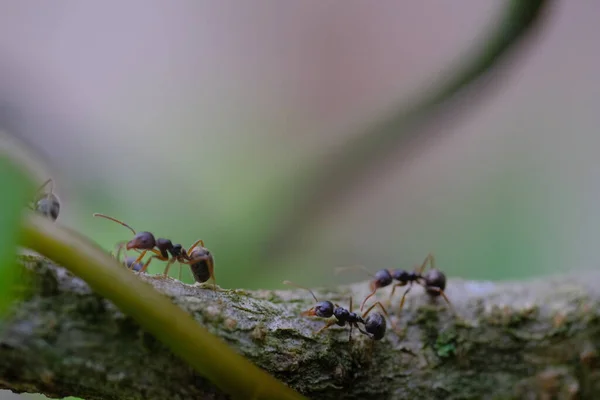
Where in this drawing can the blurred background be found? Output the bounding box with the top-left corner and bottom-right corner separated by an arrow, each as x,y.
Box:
1,1 -> 600,399
0,0 -> 598,297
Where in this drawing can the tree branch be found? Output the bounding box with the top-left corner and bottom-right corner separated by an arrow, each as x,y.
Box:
2,256 -> 599,400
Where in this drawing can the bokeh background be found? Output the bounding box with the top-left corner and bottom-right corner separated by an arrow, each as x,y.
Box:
0,0 -> 600,288
2,1 -> 600,399
1,1 -> 599,310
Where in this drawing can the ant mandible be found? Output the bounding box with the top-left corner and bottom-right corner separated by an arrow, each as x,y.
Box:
283,280 -> 396,341
337,253 -> 452,312
30,178 -> 60,221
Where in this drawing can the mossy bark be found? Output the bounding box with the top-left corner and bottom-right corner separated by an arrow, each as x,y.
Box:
1,256 -> 599,400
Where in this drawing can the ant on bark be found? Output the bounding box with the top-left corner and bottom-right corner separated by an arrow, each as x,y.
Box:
125,256 -> 143,272
93,213 -> 215,288
283,280 -> 397,341
337,253 -> 452,312
30,178 -> 60,221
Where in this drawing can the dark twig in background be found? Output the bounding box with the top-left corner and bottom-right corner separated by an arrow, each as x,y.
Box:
262,0 -> 552,264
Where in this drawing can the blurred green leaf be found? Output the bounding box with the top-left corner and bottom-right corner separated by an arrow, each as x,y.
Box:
0,156 -> 34,315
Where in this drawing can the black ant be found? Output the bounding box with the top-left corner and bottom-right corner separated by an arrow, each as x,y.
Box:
93,213 -> 215,287
30,178 -> 60,221
337,253 -> 452,312
125,256 -> 143,272
283,280 -> 396,341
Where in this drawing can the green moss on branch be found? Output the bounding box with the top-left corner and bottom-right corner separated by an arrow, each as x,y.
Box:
1,256 -> 599,399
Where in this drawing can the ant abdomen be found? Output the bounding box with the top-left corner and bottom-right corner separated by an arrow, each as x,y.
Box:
364,312 -> 386,340
35,194 -> 60,221
32,179 -> 60,221
423,269 -> 447,296
189,246 -> 215,285
190,260 -> 211,283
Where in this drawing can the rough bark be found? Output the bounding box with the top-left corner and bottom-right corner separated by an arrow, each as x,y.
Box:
1,256 -> 599,400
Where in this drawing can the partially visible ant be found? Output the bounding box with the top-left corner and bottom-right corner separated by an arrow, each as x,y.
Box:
337,253 -> 452,312
125,256 -> 143,272
93,213 -> 215,287
283,280 -> 397,341
30,178 -> 60,221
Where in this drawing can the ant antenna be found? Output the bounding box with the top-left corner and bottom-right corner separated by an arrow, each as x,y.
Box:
283,280 -> 319,302
93,213 -> 136,235
36,178 -> 53,194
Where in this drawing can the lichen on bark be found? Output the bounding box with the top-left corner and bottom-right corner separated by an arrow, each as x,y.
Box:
1,256 -> 599,399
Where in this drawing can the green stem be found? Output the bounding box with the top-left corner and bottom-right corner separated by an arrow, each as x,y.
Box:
261,0 -> 551,263
20,213 -> 306,400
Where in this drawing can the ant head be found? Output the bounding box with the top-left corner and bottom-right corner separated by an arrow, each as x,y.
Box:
302,301 -> 334,318
126,232 -> 156,250
423,269 -> 446,294
370,269 -> 393,291
364,312 -> 386,340
392,269 -> 410,281
35,193 -> 60,221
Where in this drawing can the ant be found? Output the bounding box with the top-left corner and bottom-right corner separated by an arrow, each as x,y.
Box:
125,256 -> 143,272
93,213 -> 215,287
337,253 -> 452,312
283,280 -> 397,341
30,178 -> 60,221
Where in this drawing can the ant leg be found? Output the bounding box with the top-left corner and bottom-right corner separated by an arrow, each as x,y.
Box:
130,248 -> 162,268
356,324 -> 373,339
388,281 -> 408,303
186,239 -> 205,254
140,253 -> 168,273
130,250 -> 148,266
115,242 -> 127,263
398,283 -> 414,312
35,179 -> 53,195
363,301 -> 400,334
208,259 -> 216,290
359,287 -> 379,312
315,320 -> 337,335
424,286 -> 454,312
178,262 -> 183,281
162,258 -> 176,277
416,253 -> 435,275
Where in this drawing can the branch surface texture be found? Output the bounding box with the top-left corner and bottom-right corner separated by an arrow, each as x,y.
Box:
2,256 -> 599,400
